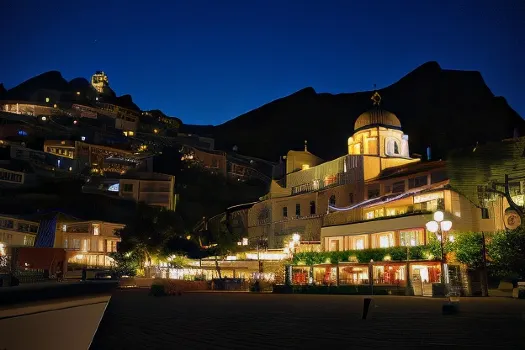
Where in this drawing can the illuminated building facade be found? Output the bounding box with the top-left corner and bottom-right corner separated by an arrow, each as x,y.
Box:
83,172 -> 176,210
245,92 -> 419,250
0,215 -> 38,255
59,220 -> 123,267
43,140 -> 153,175
91,71 -> 110,94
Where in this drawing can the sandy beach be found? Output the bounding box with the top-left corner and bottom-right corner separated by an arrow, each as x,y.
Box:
90,289 -> 525,349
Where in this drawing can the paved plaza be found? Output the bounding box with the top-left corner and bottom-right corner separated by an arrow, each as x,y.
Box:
90,290 -> 525,349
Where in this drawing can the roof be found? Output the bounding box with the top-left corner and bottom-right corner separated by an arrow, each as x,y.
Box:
354,107 -> 401,132
369,160 -> 446,182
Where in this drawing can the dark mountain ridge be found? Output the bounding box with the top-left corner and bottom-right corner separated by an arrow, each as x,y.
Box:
182,61 -> 524,161
1,71 -> 140,111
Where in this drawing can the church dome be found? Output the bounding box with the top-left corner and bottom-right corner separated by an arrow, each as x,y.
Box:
354,92 -> 401,131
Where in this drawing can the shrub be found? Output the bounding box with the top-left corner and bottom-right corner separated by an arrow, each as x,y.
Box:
149,284 -> 166,297
150,278 -> 209,295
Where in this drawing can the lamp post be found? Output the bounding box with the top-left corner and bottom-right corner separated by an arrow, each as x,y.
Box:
425,211 -> 453,284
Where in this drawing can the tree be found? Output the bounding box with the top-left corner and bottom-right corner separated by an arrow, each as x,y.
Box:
453,232 -> 485,269
488,227 -> 525,280
116,202 -> 185,276
205,214 -> 242,279
109,251 -> 140,277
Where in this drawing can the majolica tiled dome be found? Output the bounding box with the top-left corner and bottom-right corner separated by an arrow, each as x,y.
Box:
354,92 -> 401,131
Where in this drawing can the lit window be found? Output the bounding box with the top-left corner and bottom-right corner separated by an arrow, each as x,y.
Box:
62,224 -> 67,232
93,225 -> 100,236
355,238 -> 364,250
400,229 -> 422,246
366,211 -> 374,219
302,164 -> 310,170
379,236 -> 390,248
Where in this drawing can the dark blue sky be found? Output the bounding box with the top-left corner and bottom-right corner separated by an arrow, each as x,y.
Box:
1,0 -> 523,125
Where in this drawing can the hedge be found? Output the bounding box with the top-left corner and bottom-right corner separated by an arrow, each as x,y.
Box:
292,245 -> 434,265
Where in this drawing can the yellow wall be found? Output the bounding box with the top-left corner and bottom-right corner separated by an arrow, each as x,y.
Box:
286,150 -> 323,174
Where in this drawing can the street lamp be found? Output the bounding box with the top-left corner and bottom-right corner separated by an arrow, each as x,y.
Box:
425,210 -> 453,284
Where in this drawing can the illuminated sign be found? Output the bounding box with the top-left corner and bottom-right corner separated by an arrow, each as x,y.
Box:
108,183 -> 120,192
414,191 -> 444,204
18,130 -> 28,136
505,210 -> 522,230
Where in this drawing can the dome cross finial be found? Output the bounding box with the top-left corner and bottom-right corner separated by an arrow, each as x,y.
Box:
371,91 -> 382,106
304,140 -> 308,152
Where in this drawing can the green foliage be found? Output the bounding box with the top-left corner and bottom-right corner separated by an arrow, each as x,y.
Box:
109,252 -> 139,277
488,227 -> 525,279
292,246 -> 432,265
426,234 -> 455,261
117,202 -> 186,267
453,232 -> 486,269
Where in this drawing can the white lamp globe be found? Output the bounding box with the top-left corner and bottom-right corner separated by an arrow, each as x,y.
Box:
426,220 -> 439,233
440,220 -> 452,232
292,233 -> 301,243
434,211 -> 444,222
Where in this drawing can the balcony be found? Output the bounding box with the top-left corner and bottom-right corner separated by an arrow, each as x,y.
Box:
324,207 -> 433,227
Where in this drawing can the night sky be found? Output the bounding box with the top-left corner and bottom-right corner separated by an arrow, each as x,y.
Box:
1,0 -> 523,125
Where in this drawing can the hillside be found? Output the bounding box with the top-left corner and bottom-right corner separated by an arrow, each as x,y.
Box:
182,62 -> 525,161
1,71 -> 140,111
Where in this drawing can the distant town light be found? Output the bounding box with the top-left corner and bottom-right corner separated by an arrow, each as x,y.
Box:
41,116 -> 47,121
73,120 -> 78,125
53,104 -> 57,108
95,97 -> 99,101
45,97 -> 50,103
68,167 -> 73,171
76,91 -> 81,95
81,136 -> 86,141
153,129 -> 159,134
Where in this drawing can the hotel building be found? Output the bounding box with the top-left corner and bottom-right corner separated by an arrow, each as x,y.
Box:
225,92 -> 517,294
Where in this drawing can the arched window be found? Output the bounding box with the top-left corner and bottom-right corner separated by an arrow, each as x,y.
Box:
329,195 -> 336,206
310,201 -> 316,215
385,138 -> 400,156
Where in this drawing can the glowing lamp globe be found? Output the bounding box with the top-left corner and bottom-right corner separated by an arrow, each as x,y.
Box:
433,211 -> 444,222
292,233 -> 301,243
426,220 -> 439,233
440,220 -> 453,231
